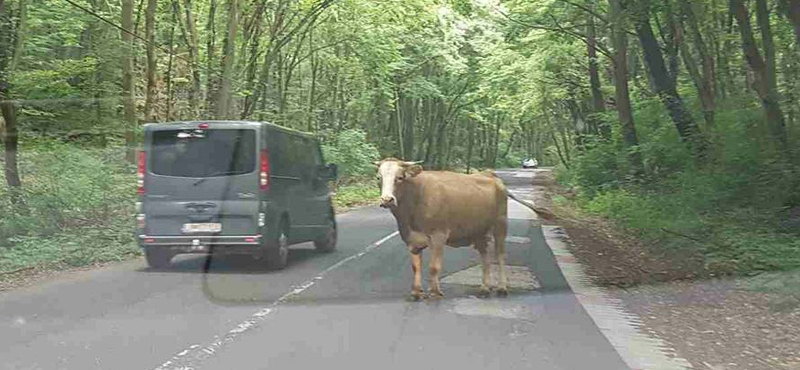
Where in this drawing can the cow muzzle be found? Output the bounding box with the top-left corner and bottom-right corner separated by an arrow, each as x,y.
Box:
380,195 -> 397,208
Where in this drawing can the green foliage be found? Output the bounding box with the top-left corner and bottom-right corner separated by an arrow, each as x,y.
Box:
582,185 -> 800,274
0,219 -> 138,273
565,98 -> 800,275
321,129 -> 380,181
0,141 -> 137,273
331,181 -> 380,210
0,142 -> 134,244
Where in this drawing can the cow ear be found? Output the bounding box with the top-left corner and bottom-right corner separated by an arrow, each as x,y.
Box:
373,161 -> 382,166
405,164 -> 423,178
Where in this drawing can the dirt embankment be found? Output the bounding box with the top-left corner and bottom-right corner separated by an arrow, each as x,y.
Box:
537,169 -> 800,370
532,170 -> 705,287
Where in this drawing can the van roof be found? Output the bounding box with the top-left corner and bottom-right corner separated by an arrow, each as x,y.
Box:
143,120 -> 316,140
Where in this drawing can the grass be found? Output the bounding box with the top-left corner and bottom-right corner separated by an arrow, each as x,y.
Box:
0,219 -> 139,274
332,180 -> 380,211
0,143 -> 138,276
565,184 -> 800,276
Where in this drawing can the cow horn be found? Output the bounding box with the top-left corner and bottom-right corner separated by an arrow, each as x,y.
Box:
404,161 -> 423,166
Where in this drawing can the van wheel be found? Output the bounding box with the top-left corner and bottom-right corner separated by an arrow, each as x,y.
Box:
266,223 -> 290,270
314,218 -> 337,253
145,248 -> 173,269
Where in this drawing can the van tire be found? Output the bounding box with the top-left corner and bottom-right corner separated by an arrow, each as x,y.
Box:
266,221 -> 290,270
144,248 -> 173,269
314,218 -> 337,253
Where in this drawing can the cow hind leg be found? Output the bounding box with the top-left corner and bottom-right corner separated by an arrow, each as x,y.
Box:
494,221 -> 509,296
474,236 -> 491,298
427,233 -> 447,298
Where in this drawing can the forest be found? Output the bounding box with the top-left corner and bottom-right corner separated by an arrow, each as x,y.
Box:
0,0 -> 798,274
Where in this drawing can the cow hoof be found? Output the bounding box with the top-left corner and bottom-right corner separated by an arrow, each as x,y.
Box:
408,291 -> 425,301
477,287 -> 491,298
429,290 -> 444,299
496,287 -> 509,297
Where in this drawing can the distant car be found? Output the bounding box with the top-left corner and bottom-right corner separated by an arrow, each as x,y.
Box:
136,121 -> 339,270
522,158 -> 538,168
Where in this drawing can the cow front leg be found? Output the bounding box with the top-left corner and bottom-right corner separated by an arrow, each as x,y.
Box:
474,237 -> 491,297
428,233 -> 447,298
409,247 -> 425,301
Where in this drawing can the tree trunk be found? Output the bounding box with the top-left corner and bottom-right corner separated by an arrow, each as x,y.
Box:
466,120 -> 474,174
0,99 -> 21,188
782,0 -> 800,47
401,95 -> 415,160
181,0 -> 201,116
500,128 -> 516,159
306,31 -> 319,131
586,2 -> 608,139
143,0 -> 157,122
491,118 -> 501,168
0,100 -> 24,206
478,124 -> 485,161
731,0 -> 788,149
165,13 -> 176,121
679,0 -> 716,128
394,90 -> 405,159
635,0 -> 705,157
0,0 -> 25,204
663,2 -> 681,86
205,0 -> 217,112
122,0 -> 136,161
608,0 -> 643,173
551,131 -> 569,169
213,0 -> 239,119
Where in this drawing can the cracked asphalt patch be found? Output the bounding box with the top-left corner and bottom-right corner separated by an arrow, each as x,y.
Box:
441,264 -> 540,291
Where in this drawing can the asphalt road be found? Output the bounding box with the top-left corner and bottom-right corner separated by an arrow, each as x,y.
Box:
0,169 -> 630,370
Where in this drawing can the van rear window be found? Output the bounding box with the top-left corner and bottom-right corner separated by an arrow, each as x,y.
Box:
150,129 -> 256,177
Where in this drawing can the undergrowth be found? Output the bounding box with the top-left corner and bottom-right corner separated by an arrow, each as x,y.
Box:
557,97 -> 800,275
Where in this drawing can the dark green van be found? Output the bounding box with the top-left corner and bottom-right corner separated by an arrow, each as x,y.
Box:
136,121 -> 338,270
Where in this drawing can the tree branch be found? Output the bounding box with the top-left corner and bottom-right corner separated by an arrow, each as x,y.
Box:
492,6 -> 614,60
557,0 -> 609,24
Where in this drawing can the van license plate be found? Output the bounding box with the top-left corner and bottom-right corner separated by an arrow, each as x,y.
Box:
182,223 -> 221,233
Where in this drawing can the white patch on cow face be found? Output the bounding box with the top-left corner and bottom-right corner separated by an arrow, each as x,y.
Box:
377,161 -> 405,208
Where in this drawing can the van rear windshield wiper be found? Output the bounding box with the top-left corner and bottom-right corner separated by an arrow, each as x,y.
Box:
192,171 -> 242,186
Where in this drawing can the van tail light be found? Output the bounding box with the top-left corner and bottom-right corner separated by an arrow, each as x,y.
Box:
137,150 -> 146,195
260,149 -> 270,191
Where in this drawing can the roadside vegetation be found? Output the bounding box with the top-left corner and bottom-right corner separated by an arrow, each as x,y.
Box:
553,71 -> 800,276
2,0 -> 799,279
0,132 -> 381,274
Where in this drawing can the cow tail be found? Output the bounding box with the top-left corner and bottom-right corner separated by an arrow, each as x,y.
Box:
506,191 -> 556,220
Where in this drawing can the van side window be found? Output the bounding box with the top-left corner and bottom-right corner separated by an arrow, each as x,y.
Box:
285,136 -> 303,178
267,131 -> 286,176
311,141 -> 323,167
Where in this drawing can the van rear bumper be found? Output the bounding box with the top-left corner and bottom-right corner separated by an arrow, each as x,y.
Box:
138,234 -> 262,248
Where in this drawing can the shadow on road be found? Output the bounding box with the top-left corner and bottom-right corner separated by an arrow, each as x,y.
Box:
137,246 -> 323,275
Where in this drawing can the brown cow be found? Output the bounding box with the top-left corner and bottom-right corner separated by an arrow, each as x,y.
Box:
375,158 -> 509,300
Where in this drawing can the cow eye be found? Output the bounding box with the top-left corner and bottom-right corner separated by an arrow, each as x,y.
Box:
396,175 -> 405,182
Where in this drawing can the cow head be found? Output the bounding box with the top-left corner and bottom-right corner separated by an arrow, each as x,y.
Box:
374,158 -> 423,208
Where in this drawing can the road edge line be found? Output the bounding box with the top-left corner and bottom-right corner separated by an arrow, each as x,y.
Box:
153,230 -> 400,370
542,225 -> 694,370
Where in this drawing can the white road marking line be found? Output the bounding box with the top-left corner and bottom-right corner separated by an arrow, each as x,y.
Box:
542,226 -> 693,370
153,230 -> 400,370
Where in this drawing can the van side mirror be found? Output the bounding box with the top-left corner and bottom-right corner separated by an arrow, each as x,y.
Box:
321,163 -> 338,181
